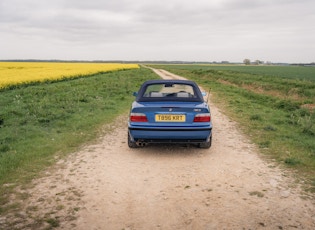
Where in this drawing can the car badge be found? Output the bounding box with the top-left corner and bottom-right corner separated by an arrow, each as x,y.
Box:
169,108 -> 172,112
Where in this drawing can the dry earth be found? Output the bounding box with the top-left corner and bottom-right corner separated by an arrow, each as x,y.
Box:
2,69 -> 315,230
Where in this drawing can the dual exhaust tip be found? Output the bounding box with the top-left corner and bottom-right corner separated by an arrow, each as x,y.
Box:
136,140 -> 147,147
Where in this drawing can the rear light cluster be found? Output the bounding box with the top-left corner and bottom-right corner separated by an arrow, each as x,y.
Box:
130,113 -> 148,122
130,113 -> 211,122
193,113 -> 211,122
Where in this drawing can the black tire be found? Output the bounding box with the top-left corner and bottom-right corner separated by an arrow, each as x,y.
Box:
128,132 -> 138,148
199,136 -> 212,149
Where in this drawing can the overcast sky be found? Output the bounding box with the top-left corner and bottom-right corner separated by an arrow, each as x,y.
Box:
0,0 -> 314,63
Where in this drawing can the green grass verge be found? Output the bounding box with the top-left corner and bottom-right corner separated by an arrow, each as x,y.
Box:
149,64 -> 315,193
0,67 -> 158,213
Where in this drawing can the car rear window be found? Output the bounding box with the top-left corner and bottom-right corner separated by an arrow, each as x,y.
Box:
138,83 -> 203,102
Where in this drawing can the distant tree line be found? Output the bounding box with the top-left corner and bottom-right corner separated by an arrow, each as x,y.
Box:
243,59 -> 267,65
243,59 -> 315,66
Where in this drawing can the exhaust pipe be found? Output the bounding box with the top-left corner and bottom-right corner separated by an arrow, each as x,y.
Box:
136,140 -> 147,147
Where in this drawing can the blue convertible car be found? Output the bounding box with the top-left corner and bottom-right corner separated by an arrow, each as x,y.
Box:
128,79 -> 212,148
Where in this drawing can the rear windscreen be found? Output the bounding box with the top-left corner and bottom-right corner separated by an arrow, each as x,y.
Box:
138,83 -> 203,102
142,83 -> 197,99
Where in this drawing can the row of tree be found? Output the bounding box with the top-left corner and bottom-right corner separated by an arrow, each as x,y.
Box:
243,59 -> 269,65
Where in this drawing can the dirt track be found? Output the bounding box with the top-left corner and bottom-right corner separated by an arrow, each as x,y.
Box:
3,68 -> 315,229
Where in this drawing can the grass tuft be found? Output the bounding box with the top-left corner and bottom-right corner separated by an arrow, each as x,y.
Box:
250,114 -> 262,121
284,158 -> 302,166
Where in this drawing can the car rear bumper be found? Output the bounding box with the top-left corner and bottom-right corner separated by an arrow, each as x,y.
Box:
128,127 -> 212,144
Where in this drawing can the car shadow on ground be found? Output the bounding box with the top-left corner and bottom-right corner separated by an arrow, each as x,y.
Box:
129,143 -> 212,158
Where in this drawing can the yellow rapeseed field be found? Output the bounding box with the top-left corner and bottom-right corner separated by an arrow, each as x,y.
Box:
0,62 -> 139,89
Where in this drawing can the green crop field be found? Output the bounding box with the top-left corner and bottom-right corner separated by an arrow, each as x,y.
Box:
159,64 -> 315,81
149,64 -> 315,192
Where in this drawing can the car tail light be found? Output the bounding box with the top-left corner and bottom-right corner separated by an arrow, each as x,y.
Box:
130,113 -> 148,122
193,113 -> 211,122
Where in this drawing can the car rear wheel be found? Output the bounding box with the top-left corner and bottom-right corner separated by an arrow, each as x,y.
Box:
128,132 -> 138,148
199,136 -> 212,149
